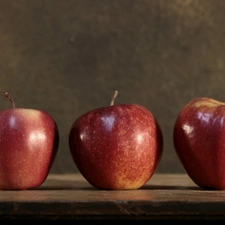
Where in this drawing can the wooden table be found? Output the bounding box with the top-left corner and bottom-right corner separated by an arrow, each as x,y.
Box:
1,173 -> 225,222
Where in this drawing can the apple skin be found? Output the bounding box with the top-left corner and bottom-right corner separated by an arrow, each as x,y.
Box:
173,97 -> 225,190
0,108 -> 59,190
69,104 -> 163,190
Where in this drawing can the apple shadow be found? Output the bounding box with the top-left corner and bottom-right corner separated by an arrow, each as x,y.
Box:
36,186 -> 95,190
32,176 -> 204,191
140,184 -> 201,190
35,179 -> 96,191
35,182 -> 202,191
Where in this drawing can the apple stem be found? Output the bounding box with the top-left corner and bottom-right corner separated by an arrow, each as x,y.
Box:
110,90 -> 119,106
4,92 -> 16,108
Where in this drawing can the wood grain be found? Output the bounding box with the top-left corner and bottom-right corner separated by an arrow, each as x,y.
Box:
1,173 -> 225,221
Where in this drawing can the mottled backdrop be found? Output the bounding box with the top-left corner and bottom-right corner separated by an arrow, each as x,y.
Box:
0,0 -> 225,174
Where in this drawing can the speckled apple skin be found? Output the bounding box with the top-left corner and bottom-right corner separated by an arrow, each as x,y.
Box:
69,104 -> 163,190
173,97 -> 225,190
0,108 -> 59,190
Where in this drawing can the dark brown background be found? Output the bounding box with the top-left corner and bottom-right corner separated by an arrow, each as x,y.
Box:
0,0 -> 224,174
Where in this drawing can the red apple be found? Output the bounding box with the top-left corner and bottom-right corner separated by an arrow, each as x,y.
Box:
173,97 -> 225,190
69,90 -> 163,190
0,92 -> 59,190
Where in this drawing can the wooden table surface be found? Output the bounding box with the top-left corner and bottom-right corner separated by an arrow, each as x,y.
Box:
1,173 -> 225,222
